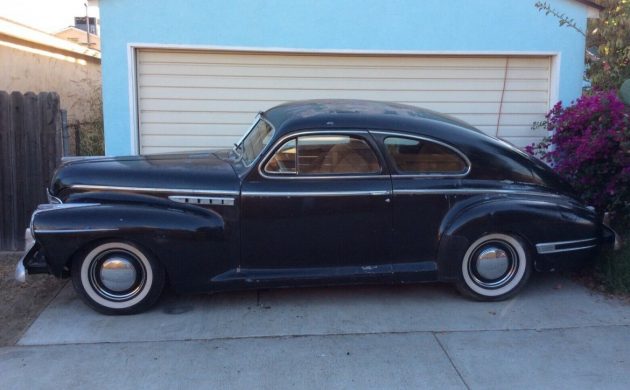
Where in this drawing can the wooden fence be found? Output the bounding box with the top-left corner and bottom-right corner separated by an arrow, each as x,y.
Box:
0,91 -> 62,251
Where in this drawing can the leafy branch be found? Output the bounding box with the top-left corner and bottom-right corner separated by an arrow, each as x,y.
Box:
535,1 -> 586,36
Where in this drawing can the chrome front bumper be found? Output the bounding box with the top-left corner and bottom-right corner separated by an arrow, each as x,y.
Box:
15,228 -> 36,283
15,258 -> 26,283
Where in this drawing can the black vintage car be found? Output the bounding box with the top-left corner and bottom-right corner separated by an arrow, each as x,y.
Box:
16,100 -> 617,314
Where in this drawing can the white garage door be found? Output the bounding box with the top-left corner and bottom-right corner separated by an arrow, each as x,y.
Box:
136,50 -> 552,154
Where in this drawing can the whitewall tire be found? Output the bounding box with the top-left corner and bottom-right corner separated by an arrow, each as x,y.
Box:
457,233 -> 531,301
71,241 -> 165,315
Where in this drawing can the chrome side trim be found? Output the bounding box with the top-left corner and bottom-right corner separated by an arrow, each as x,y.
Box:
394,189 -> 564,197
536,238 -> 598,254
370,130 -> 472,177
70,184 -> 239,196
258,129 -> 388,180
169,195 -> 235,206
242,190 -> 391,197
34,228 -> 120,234
35,203 -> 100,211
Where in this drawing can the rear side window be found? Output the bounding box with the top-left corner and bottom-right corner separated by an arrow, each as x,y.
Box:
384,137 -> 467,175
265,135 -> 381,175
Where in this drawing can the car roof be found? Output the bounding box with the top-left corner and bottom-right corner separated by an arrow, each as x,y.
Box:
262,99 -> 484,138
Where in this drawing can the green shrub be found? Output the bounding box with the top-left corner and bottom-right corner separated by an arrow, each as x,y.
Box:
597,233 -> 630,294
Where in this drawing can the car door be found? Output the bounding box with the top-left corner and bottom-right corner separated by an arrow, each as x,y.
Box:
372,132 -> 470,275
240,130 -> 392,273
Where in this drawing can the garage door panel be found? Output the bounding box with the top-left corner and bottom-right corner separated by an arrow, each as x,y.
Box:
141,123 -> 249,136
137,50 -> 552,154
142,146 -> 217,154
501,136 -> 544,148
140,51 -> 523,68
139,86 -> 548,102
140,99 -> 287,112
140,99 -> 547,116
139,74 -> 549,92
140,63 -> 528,80
454,113 -> 547,127
142,134 -> 242,147
140,111 -> 254,125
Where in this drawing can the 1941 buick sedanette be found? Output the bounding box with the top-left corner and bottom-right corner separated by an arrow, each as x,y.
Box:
16,99 -> 618,314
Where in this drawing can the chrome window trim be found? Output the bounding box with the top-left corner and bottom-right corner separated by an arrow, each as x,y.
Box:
169,195 -> 235,206
536,238 -> 598,254
69,184 -> 239,196
370,130 -> 471,178
234,113 -> 261,151
259,130 -> 387,180
240,115 -> 277,168
393,189 -> 564,198
242,190 -> 391,197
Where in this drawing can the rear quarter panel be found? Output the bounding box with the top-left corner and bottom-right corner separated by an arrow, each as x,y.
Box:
436,193 -> 601,279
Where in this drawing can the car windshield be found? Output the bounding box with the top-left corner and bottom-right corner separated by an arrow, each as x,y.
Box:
233,117 -> 274,166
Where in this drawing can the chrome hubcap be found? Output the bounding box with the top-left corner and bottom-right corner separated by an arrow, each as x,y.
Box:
469,241 -> 518,289
100,258 -> 137,292
476,247 -> 509,280
88,249 -> 146,301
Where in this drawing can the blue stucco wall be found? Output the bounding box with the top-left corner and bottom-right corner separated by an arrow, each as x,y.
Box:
100,0 -> 589,155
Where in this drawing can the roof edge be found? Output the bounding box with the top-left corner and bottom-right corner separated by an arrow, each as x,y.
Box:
572,0 -> 604,11
0,16 -> 100,59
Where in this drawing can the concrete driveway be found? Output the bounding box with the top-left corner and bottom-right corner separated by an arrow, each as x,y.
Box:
1,273 -> 629,389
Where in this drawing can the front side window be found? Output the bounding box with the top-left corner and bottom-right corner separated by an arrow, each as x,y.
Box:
384,137 -> 467,175
265,134 -> 381,175
236,118 -> 274,166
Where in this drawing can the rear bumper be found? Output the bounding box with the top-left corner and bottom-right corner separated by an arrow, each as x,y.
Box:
602,224 -> 621,251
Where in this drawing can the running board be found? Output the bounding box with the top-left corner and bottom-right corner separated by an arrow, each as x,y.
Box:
211,262 -> 437,285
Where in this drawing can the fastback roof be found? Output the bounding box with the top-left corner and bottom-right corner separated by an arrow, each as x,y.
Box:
263,99 -> 481,136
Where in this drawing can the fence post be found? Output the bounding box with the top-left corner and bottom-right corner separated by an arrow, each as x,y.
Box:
11,91 -> 28,251
74,123 -> 81,156
0,91 -> 62,250
0,91 -> 18,250
61,109 -> 70,157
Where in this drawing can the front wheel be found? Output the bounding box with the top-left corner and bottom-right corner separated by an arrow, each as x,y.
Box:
71,241 -> 165,315
456,233 -> 531,301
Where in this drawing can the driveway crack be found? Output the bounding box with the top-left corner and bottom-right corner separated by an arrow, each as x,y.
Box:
433,332 -> 470,390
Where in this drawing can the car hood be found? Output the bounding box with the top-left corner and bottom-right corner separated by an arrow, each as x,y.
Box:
51,151 -> 239,197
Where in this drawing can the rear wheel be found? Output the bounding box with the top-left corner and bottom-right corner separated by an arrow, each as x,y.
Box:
71,241 -> 165,315
456,233 -> 531,301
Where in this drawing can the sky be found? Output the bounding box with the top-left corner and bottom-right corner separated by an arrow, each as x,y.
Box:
0,0 -> 99,33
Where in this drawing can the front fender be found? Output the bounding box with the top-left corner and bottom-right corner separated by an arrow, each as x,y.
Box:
31,200 -> 229,288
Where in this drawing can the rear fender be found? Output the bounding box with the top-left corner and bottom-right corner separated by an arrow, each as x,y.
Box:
435,194 -> 590,279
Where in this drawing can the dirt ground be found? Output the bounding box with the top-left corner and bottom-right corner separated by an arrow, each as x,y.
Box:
0,252 -> 66,346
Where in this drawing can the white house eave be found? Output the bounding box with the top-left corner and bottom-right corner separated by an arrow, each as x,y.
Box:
127,42 -> 559,57
0,16 -> 101,59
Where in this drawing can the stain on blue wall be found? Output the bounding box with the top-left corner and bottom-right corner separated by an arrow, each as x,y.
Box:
100,0 -> 589,155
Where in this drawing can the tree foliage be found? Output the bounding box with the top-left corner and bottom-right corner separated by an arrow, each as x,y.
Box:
587,0 -> 630,90
535,0 -> 630,90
